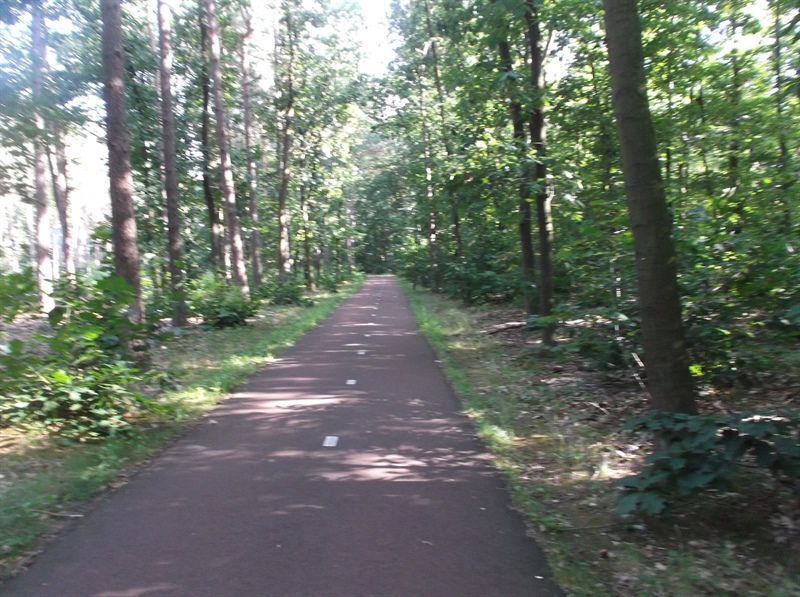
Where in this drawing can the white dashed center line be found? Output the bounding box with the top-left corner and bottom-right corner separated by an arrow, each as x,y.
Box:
323,436 -> 339,447
346,379 -> 357,385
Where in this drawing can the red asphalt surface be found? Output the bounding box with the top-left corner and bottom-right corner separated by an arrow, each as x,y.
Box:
1,276 -> 563,597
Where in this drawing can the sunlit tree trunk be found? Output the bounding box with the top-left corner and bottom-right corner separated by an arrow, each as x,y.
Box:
205,0 -> 249,296
416,65 -> 438,291
158,0 -> 187,326
603,0 -> 696,414
46,123 -> 75,283
31,0 -> 54,313
276,5 -> 296,280
198,0 -> 223,269
241,7 -> 263,288
101,0 -> 143,321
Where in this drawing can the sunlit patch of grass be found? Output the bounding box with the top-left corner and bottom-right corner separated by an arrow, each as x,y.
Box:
0,278 -> 364,578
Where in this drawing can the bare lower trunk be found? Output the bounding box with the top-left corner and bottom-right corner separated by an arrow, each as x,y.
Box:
276,6 -> 296,280
198,0 -> 223,269
32,0 -> 54,312
158,0 -> 187,326
241,9 -> 263,288
497,37 -> 535,316
205,0 -> 249,296
101,0 -> 143,322
524,1 -> 555,345
603,0 -> 696,414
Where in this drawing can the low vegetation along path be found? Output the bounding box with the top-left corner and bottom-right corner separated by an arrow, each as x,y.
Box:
2,276 -> 562,597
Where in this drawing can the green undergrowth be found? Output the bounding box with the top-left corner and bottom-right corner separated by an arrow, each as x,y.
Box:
0,278 -> 363,578
399,280 -> 800,597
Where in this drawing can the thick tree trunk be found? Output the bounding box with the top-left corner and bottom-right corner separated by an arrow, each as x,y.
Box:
241,9 -> 263,288
603,0 -> 696,414
158,0 -> 187,326
101,0 -> 143,322
205,0 -> 249,296
31,0 -> 54,313
497,37 -> 536,316
524,1 -> 555,345
198,0 -> 223,269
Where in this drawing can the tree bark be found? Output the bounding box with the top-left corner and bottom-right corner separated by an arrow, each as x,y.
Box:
276,5 -> 296,280
421,0 -> 462,260
46,123 -> 75,283
31,0 -> 54,313
205,0 -> 249,296
603,0 -> 696,414
497,36 -> 536,316
101,0 -> 143,322
198,0 -> 223,269
158,0 -> 187,326
416,65 -> 438,291
524,0 -> 555,345
241,8 -> 263,288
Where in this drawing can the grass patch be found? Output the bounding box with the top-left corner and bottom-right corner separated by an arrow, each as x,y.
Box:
0,278 -> 363,577
399,280 -> 800,596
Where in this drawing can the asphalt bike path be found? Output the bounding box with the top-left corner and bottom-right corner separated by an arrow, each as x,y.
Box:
2,276 -> 563,596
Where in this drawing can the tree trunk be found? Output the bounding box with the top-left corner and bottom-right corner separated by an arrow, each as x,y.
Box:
421,0 -> 462,261
101,0 -> 143,322
497,36 -> 536,316
300,182 -> 314,290
417,65 -> 438,291
276,6 -> 296,280
524,0 -> 555,345
158,0 -> 187,326
198,0 -> 223,269
241,8 -> 263,288
46,123 -> 75,283
603,0 -> 696,414
205,0 -> 249,296
31,0 -> 54,313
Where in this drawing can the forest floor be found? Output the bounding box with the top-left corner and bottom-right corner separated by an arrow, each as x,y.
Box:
401,283 -> 800,596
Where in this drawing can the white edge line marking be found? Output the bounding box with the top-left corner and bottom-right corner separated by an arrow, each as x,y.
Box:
323,436 -> 339,447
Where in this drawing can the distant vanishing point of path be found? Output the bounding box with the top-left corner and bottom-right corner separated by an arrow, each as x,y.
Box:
1,276 -> 563,597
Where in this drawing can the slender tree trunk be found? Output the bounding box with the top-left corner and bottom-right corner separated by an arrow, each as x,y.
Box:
497,37 -> 536,316
417,65 -> 438,291
603,0 -> 696,414
46,124 -> 75,282
276,7 -> 296,280
773,1 -> 791,231
101,0 -> 143,322
300,181 -> 314,290
524,0 -> 555,345
31,0 -> 54,313
198,0 -> 223,269
421,0 -> 462,260
205,0 -> 249,296
241,9 -> 263,288
158,0 -> 187,326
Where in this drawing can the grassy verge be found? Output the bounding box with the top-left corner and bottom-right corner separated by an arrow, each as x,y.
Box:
399,280 -> 800,596
0,278 -> 363,577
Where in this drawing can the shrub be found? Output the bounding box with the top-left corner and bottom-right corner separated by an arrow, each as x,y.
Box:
188,273 -> 259,328
0,267 -> 38,322
259,278 -> 314,307
0,273 -> 158,439
617,410 -> 800,515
